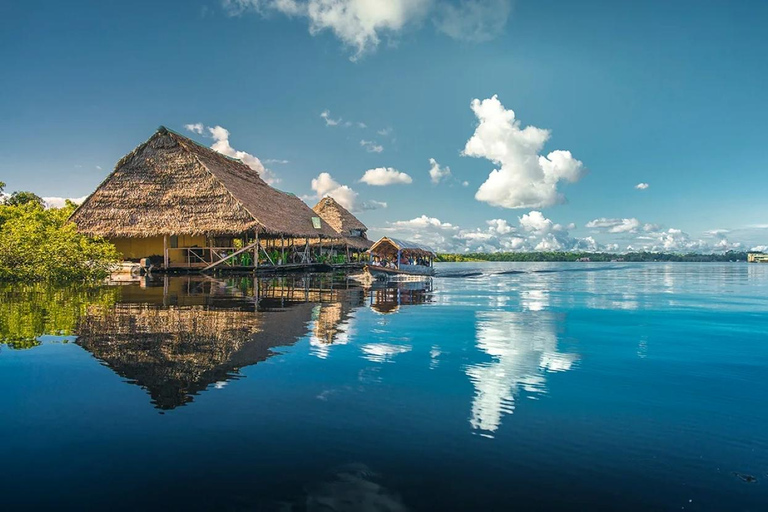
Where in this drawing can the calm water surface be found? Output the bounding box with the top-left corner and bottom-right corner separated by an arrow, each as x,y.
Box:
1,263 -> 767,511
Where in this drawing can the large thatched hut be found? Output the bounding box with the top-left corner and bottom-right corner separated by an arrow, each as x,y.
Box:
69,127 -> 339,269
312,196 -> 373,258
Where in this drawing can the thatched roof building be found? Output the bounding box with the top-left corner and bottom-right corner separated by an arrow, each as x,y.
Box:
312,196 -> 373,250
70,127 -> 338,239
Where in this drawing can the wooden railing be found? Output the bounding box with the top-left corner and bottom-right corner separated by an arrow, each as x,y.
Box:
167,247 -> 259,268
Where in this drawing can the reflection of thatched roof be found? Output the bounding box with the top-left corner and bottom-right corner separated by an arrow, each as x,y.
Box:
313,197 -> 373,250
368,281 -> 433,314
76,302 -> 315,409
70,127 -> 338,238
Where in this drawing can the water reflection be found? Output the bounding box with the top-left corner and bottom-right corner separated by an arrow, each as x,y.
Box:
367,280 -> 433,314
0,276 -> 433,410
466,311 -> 578,437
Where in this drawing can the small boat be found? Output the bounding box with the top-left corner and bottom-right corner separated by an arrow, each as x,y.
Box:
364,237 -> 436,281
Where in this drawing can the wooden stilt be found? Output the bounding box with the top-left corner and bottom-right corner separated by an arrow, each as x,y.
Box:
163,235 -> 169,270
254,231 -> 259,270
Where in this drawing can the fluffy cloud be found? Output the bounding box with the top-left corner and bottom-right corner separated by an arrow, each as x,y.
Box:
184,123 -> 204,134
360,167 -> 412,186
184,123 -> 279,185
320,109 -> 341,126
225,0 -> 510,59
225,0 -> 432,60
360,139 -> 384,153
207,125 -> 279,185
381,210 -> 595,253
42,196 -> 88,209
311,172 -> 359,211
463,95 -> 585,209
635,182 -> 649,190
428,158 -> 452,184
381,210 -> 752,254
586,217 -> 642,234
434,0 -> 512,42
310,171 -> 386,212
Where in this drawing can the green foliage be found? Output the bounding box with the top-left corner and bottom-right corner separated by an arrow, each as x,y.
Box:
5,190 -> 44,207
0,284 -> 120,349
436,251 -> 749,263
0,200 -> 120,282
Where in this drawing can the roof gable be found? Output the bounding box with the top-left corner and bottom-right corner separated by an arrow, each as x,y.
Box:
71,128 -> 338,238
312,196 -> 367,234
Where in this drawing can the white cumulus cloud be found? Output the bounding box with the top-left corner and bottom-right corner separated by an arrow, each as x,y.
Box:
381,210 -> 597,253
207,125 -> 279,185
42,196 -> 88,209
586,217 -> 642,234
225,0 -> 432,60
463,95 -> 585,209
360,167 -> 412,186
184,123 -> 279,185
428,158 -> 452,184
635,182 -> 649,190
224,0 -> 509,60
310,171 -> 386,212
184,123 -> 204,134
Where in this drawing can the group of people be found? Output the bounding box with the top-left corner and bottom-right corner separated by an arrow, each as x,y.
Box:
373,254 -> 432,268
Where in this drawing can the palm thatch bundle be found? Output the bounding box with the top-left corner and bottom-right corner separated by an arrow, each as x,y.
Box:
312,196 -> 373,250
69,127 -> 338,239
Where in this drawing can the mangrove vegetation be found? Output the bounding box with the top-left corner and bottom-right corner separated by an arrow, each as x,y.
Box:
0,181 -> 119,282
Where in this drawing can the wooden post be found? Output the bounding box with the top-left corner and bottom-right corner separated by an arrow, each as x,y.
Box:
254,231 -> 259,270
281,235 -> 285,266
163,235 -> 169,270
346,244 -> 349,263
396,249 -> 401,270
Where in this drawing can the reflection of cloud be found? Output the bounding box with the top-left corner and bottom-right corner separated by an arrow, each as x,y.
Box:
429,345 -> 441,369
466,311 -> 578,436
360,343 -> 411,363
309,304 -> 357,359
305,464 -> 409,512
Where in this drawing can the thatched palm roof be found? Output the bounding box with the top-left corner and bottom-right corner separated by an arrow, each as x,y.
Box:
70,127 -> 338,238
312,196 -> 372,250
313,196 -> 367,233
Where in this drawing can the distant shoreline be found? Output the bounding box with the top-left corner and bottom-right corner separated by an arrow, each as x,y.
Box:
436,251 -> 748,263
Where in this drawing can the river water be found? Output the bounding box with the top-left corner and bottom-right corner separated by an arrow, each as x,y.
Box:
1,262 -> 767,511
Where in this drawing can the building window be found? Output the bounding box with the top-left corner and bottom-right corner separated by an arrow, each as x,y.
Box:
170,235 -> 179,248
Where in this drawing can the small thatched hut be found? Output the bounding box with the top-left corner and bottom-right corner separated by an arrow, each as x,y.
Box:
312,196 -> 373,256
69,127 -> 339,269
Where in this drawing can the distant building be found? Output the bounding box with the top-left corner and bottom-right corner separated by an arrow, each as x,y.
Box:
312,196 -> 373,254
748,252 -> 768,263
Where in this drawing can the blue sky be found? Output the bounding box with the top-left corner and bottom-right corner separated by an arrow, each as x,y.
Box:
1,0 -> 767,252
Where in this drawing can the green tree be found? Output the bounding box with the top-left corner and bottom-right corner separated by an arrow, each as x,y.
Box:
0,201 -> 120,282
5,190 -> 44,207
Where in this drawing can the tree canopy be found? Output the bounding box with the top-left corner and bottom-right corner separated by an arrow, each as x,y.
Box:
0,197 -> 119,282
